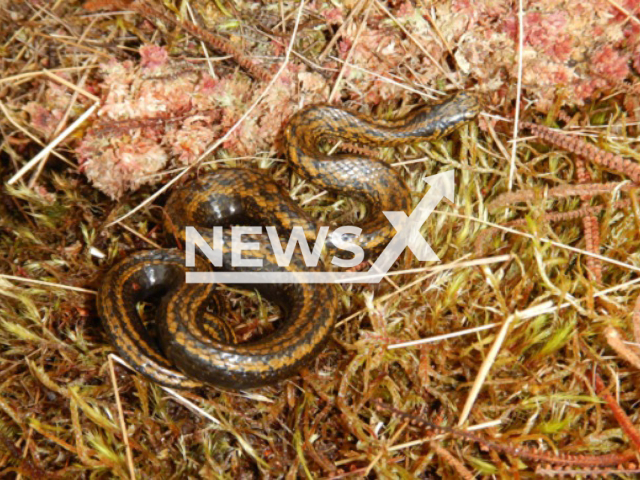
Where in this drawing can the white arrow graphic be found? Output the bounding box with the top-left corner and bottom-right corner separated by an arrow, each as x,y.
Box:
341,169 -> 454,283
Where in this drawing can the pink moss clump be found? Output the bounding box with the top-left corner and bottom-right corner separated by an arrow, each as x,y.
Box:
139,44 -> 169,69
76,50 -> 223,199
77,137 -> 168,199
74,45 -> 328,199
26,1 -> 640,200
590,45 -> 630,81
313,0 -> 637,114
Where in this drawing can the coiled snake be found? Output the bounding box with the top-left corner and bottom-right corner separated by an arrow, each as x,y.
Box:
97,92 -> 480,389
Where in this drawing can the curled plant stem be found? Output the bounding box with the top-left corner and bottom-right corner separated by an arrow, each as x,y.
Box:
374,399 -> 638,467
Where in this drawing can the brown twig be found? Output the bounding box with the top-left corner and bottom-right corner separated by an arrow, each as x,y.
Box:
575,158 -> 603,283
634,294 -> 640,344
83,0 -> 271,81
89,109 -> 221,136
536,465 -> 640,477
488,182 -> 633,211
475,200 -> 633,255
0,431 -> 52,479
521,122 -> 640,184
430,442 -> 475,479
593,372 -> 640,452
374,399 -> 638,467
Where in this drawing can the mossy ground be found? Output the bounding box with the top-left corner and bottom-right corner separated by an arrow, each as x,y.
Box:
1,1 -> 639,478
